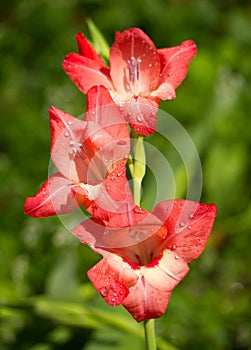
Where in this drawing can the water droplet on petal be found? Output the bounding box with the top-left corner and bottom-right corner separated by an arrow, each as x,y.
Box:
172,244 -> 177,250
136,113 -> 144,122
64,130 -> 70,137
189,213 -> 194,219
67,120 -> 72,125
70,147 -> 77,154
179,221 -> 186,228
175,255 -> 179,259
118,101 -> 125,108
116,140 -> 127,146
100,288 -> 108,297
133,206 -> 144,213
149,63 -> 153,68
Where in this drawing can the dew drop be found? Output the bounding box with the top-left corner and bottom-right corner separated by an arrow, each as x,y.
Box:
189,213 -> 194,219
91,110 -> 96,116
67,120 -> 72,125
136,113 -> 144,122
175,255 -> 179,260
70,147 -> 77,154
117,140 -> 127,146
64,130 -> 70,137
100,288 -> 108,297
118,101 -> 125,108
172,244 -> 177,250
117,171 -> 123,177
179,221 -> 186,228
133,206 -> 144,213
149,63 -> 153,68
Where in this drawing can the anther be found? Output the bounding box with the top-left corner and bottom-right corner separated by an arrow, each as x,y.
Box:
136,58 -> 141,80
128,57 -> 141,82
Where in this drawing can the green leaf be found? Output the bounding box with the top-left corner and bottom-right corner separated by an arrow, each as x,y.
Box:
86,19 -> 110,61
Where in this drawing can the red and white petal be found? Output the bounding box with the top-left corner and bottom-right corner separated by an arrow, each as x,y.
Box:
143,250 -> 189,291
114,96 -> 159,136
24,173 -> 83,218
76,32 -> 106,66
152,200 -> 217,263
49,106 -> 90,183
85,86 -> 129,139
158,40 -> 197,89
110,28 -> 161,96
62,53 -> 113,94
151,81 -> 176,100
73,162 -> 135,224
122,275 -> 172,322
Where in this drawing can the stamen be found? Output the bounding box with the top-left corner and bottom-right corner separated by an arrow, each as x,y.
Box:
128,57 -> 141,83
136,58 -> 141,81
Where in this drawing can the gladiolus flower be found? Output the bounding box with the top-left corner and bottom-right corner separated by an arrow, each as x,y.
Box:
73,199 -> 217,322
24,87 -> 132,219
63,28 -> 197,135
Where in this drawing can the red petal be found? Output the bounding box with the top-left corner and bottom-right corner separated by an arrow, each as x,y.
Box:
151,81 -> 176,100
120,96 -> 159,135
152,199 -> 217,263
49,106 -> 90,183
110,28 -> 161,95
24,173 -> 83,218
76,32 -> 105,66
87,257 -> 138,306
73,207 -> 163,250
73,162 -> 136,224
50,106 -> 126,184
62,53 -> 113,94
85,86 -> 130,143
122,251 -> 188,322
122,275 -> 171,322
158,40 -> 197,89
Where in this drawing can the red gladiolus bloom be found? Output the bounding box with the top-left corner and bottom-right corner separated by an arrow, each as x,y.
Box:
73,199 -> 217,322
63,28 -> 197,135
24,88 -> 132,219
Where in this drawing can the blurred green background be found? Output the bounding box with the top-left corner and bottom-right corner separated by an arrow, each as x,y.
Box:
1,0 -> 251,349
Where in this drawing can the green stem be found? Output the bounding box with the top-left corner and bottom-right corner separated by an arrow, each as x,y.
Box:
144,319 -> 157,350
129,132 -> 157,349
130,133 -> 146,206
133,178 -> 142,207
